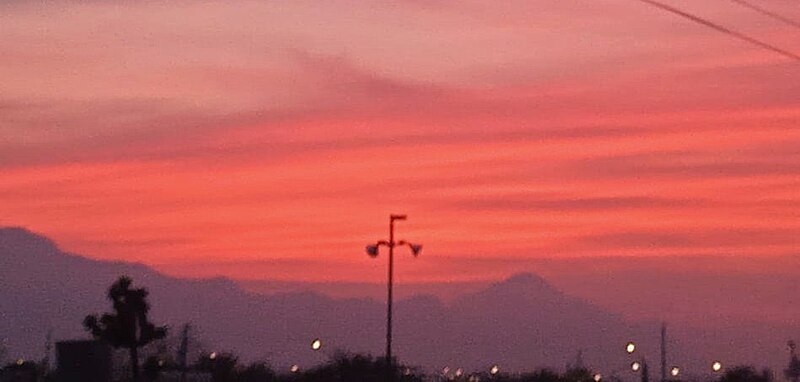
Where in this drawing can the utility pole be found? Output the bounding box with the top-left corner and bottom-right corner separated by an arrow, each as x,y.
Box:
179,324 -> 191,382
786,341 -> 800,382
42,330 -> 52,376
574,349 -> 585,370
366,214 -> 422,380
661,323 -> 667,382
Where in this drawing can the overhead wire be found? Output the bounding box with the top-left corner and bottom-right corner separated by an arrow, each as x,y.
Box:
728,0 -> 800,30
635,0 -> 800,62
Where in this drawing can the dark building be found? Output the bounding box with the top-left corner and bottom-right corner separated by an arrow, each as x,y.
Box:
56,340 -> 112,382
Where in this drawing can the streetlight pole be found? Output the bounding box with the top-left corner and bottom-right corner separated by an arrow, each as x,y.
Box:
626,323 -> 669,382
661,323 -> 667,382
387,215 -> 396,366
366,214 -> 422,376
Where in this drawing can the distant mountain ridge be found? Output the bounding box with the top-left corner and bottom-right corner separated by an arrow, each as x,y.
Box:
0,227 -> 795,375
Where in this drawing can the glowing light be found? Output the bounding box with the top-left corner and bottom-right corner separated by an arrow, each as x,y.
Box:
16,359 -> 24,366
626,342 -> 636,354
311,338 -> 322,351
456,368 -> 464,377
490,365 -> 500,375
671,367 -> 680,377
594,373 -> 603,382
290,365 -> 300,373
443,367 -> 451,375
209,352 -> 217,360
712,361 -> 723,372
632,362 -> 642,372
158,360 -> 165,367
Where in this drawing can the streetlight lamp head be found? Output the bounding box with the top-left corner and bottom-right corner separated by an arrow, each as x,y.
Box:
626,342 -> 636,354
290,365 -> 300,373
490,365 -> 500,375
366,245 -> 379,257
311,338 -> 322,351
712,361 -> 723,372
671,367 -> 680,377
391,214 -> 407,221
631,362 -> 642,372
410,244 -> 422,256
594,374 -> 603,382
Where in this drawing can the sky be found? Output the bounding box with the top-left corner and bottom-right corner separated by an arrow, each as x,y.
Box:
1,0 -> 799,285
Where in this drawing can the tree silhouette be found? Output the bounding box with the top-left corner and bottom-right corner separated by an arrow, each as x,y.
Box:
143,354 -> 174,382
297,353 -> 422,382
0,340 -> 6,366
516,369 -> 563,382
719,366 -> 774,382
563,367 -> 596,382
238,362 -> 278,382
83,276 -> 167,381
196,352 -> 239,382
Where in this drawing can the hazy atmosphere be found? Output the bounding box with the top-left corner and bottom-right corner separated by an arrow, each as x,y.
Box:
1,1 -> 799,382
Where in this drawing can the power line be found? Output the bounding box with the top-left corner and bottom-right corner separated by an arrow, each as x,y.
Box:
635,0 -> 800,62
729,0 -> 800,30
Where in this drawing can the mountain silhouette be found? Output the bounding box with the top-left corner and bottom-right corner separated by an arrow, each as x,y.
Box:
0,227 -> 794,375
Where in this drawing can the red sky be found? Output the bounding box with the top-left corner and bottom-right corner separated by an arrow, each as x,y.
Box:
1,1 -> 798,284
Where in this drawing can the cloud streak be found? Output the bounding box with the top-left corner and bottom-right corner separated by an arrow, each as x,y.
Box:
1,1 -> 799,282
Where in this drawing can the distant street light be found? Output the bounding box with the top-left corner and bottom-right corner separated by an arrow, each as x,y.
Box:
670,367 -> 680,377
594,373 -> 603,382
490,365 -> 500,376
290,365 -> 300,373
712,361 -> 723,372
366,214 -> 422,373
625,324 -> 670,382
311,338 -> 322,351
209,352 -> 217,360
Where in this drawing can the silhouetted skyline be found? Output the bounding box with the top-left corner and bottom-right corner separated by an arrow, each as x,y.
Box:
1,228 -> 798,375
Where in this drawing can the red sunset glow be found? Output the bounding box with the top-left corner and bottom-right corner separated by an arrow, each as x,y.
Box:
1,1 -> 798,285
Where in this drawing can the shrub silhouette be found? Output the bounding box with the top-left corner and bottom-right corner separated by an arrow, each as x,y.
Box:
196,352 -> 239,382
238,362 -> 278,382
296,353 -> 422,382
719,366 -> 774,382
